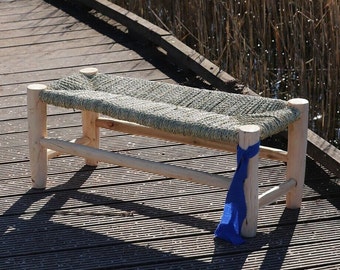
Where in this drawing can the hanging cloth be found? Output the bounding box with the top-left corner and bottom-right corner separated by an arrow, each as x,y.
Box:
215,141 -> 260,245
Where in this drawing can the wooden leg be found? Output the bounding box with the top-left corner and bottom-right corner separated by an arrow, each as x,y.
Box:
286,98 -> 309,209
27,84 -> 48,189
80,67 -> 100,166
239,125 -> 260,238
81,110 -> 100,166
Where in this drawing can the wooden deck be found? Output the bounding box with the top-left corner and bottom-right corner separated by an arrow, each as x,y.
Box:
1,0 -> 339,269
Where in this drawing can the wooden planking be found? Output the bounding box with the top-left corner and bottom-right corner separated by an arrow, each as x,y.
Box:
1,172 -> 338,220
0,126 -> 336,203
0,205 -> 339,269
1,42 -> 130,66
0,28 -> 107,49
1,170 -> 337,213
307,130 -> 340,178
0,35 -> 117,59
0,1 -> 339,269
0,14 -> 186,90
1,64 -> 178,92
1,240 -> 339,269
0,8 -> 68,23
74,0 -> 240,92
0,21 -> 89,40
0,68 -> 178,98
2,50 -> 151,77
0,160 -> 325,200
1,200 -> 339,247
0,0 -> 42,9
139,239 -> 340,269
0,15 -> 82,32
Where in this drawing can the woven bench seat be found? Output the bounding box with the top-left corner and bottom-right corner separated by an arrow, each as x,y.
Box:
27,67 -> 309,244
39,71 -> 300,143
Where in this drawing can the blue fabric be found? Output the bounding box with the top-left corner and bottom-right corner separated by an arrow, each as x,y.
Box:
215,141 -> 260,245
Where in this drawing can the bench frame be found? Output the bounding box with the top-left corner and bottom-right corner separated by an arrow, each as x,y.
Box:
27,68 -> 309,238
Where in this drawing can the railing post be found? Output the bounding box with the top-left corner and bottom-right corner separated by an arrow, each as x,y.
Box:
27,84 -> 48,189
239,125 -> 260,238
286,98 -> 309,209
79,67 -> 100,166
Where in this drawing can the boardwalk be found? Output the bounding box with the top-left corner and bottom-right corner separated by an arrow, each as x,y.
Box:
1,0 -> 339,269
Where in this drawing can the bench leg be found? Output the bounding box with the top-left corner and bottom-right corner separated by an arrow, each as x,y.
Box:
239,125 -> 260,238
82,110 -> 99,166
79,67 -> 100,166
27,84 -> 48,189
286,98 -> 309,209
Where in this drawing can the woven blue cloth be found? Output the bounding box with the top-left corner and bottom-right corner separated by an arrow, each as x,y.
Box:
215,141 -> 260,245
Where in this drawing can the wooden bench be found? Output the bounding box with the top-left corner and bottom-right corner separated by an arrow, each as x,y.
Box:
27,67 -> 308,241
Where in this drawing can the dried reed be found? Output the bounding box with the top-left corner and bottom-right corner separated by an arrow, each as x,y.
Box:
112,0 -> 340,146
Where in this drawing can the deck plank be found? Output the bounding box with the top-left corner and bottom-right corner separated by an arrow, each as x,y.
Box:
0,0 -> 339,269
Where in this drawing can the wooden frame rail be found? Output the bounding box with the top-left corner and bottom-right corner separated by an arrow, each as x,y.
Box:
96,118 -> 289,162
41,137 -> 232,188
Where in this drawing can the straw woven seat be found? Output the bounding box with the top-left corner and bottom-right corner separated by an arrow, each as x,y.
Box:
40,72 -> 300,143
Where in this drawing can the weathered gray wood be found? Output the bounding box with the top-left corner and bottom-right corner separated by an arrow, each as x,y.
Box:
0,28 -> 103,48
75,0 -> 243,93
0,22 -> 88,39
1,62 -> 171,87
2,49 -> 144,74
0,15 -> 80,31
0,36 -> 117,58
307,129 -> 340,177
0,9 -> 66,23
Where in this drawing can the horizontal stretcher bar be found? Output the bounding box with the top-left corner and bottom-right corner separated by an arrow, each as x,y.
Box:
41,137 -> 233,189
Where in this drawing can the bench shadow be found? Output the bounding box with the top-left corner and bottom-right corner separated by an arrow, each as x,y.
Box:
2,164 -> 303,269
304,157 -> 340,210
211,208 -> 299,270
43,0 -> 214,90
1,166 -> 213,269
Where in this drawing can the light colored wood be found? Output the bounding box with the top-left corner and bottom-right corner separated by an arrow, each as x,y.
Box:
96,117 -> 237,152
239,125 -> 260,238
286,98 -> 309,209
79,67 -> 98,77
258,178 -> 297,208
96,117 -> 288,162
40,138 -> 233,188
79,67 -> 100,166
81,111 -> 99,166
47,136 -> 91,159
27,84 -> 48,189
259,145 -> 287,162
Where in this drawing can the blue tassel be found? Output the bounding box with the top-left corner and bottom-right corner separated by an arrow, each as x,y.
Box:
215,141 -> 260,245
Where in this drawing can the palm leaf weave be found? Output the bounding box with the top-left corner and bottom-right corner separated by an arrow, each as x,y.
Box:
40,72 -> 300,143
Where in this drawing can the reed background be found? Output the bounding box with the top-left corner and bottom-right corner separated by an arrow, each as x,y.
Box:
112,0 -> 340,147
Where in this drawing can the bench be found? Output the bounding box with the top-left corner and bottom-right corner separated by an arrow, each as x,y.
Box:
27,67 -> 309,243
